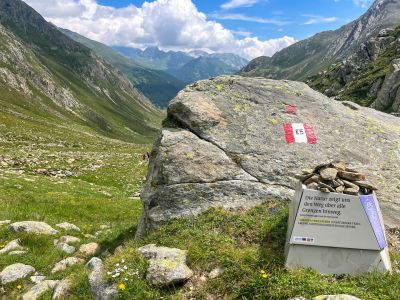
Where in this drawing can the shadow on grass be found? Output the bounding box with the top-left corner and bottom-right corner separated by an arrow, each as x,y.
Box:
259,207 -> 288,268
98,225 -> 137,253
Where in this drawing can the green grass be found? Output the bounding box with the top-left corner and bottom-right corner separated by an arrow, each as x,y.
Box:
0,101 -> 150,298
101,203 -> 400,300
0,91 -> 399,300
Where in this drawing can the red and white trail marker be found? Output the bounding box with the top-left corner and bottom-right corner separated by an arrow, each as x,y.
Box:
283,123 -> 317,144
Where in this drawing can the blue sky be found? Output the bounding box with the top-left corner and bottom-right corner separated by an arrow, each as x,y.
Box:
97,0 -> 370,41
24,0 -> 373,59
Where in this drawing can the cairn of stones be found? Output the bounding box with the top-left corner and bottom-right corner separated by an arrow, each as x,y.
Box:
295,161 -> 377,195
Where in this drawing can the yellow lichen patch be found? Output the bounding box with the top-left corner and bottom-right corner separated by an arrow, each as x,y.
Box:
215,84 -> 224,90
234,104 -> 242,113
185,152 -> 195,160
234,102 -> 250,113
268,118 -> 279,125
155,258 -> 180,269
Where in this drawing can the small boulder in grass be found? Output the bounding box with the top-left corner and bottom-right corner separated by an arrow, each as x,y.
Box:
295,161 -> 378,195
79,243 -> 100,257
0,263 -> 35,284
138,244 -> 193,285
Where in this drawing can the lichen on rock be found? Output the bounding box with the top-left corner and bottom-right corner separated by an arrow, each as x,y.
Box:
136,75 -> 400,237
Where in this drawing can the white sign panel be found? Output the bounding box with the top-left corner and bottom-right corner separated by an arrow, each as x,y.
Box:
289,189 -> 380,250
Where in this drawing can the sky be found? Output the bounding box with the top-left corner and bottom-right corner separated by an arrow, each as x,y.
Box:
23,0 -> 373,60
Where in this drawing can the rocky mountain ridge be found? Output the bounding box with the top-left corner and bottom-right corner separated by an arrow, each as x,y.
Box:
113,46 -> 248,84
308,26 -> 400,115
239,0 -> 400,81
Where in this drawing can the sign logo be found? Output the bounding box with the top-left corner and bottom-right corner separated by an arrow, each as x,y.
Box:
294,236 -> 315,243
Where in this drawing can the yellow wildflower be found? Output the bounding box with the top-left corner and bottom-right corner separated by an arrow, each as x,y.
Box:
260,270 -> 268,278
118,283 -> 126,291
17,284 -> 22,290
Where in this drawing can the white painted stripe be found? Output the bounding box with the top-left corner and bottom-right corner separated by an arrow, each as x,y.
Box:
292,123 -> 308,143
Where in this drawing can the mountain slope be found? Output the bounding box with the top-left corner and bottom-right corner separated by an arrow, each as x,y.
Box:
308,26 -> 400,115
239,0 -> 400,81
169,57 -> 237,83
0,0 -> 163,143
60,29 -> 185,108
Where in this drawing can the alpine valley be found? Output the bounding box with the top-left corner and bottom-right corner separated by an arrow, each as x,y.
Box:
0,0 -> 400,299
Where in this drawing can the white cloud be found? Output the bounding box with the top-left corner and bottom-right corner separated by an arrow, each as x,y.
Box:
210,13 -> 289,26
301,14 -> 338,25
221,0 -> 260,10
23,0 -> 294,60
353,0 -> 372,8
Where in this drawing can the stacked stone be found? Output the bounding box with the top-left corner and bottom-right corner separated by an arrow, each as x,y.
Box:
295,161 -> 377,195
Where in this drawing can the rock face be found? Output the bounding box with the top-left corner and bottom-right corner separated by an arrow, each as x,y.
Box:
137,76 -> 400,235
9,221 -> 58,235
0,263 -> 35,284
307,26 -> 400,115
138,244 -> 193,285
372,58 -> 400,113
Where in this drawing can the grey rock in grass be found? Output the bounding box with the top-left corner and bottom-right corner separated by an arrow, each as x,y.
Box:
0,263 -> 35,284
54,241 -> 75,254
51,257 -> 84,273
22,280 -> 58,300
59,236 -> 81,244
9,221 -> 59,235
52,278 -> 72,300
8,250 -> 28,255
0,239 -> 23,254
30,275 -> 46,284
0,220 -> 11,226
312,295 -> 360,300
86,257 -> 117,300
208,267 -> 223,279
138,244 -> 193,285
56,222 -> 81,232
137,76 -> 400,236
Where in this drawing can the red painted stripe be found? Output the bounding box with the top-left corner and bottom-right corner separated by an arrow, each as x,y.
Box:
283,123 -> 295,144
285,104 -> 297,114
304,123 -> 317,144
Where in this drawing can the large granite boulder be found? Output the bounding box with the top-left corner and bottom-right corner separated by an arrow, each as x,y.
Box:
136,76 -> 400,236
